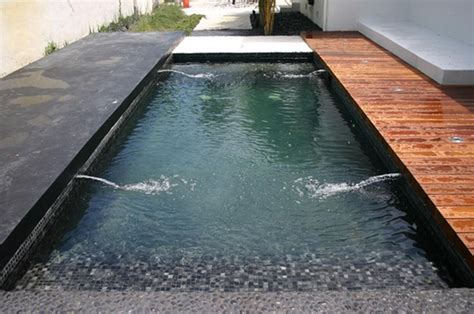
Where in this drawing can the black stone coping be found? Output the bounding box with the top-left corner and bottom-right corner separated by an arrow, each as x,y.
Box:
173,52 -> 314,63
0,32 -> 184,275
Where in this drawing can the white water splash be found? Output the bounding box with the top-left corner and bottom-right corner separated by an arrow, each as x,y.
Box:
75,174 -> 196,195
75,175 -> 120,189
157,69 -> 215,79
280,69 -> 326,78
122,177 -> 177,195
293,173 -> 402,199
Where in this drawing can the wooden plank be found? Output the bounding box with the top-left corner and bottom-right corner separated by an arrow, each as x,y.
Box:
459,233 -> 474,249
302,31 -> 474,272
410,166 -> 474,175
448,219 -> 474,233
415,176 -> 474,185
430,195 -> 474,206
403,157 -> 474,166
438,207 -> 474,219
423,185 -> 474,195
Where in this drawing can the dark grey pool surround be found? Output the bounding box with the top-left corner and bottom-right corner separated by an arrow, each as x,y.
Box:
1,289 -> 473,312
0,32 -> 184,277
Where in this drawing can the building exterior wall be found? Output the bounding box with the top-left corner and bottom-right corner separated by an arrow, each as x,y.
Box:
324,0 -> 407,31
0,0 -> 156,77
300,0 -> 325,28
300,0 -> 407,30
300,0 -> 473,45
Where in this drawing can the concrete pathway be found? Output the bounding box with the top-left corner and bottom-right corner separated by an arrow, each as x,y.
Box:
185,1 -> 256,30
184,0 -> 293,31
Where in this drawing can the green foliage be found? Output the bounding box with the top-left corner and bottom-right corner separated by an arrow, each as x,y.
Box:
44,41 -> 59,56
131,5 -> 203,34
98,5 -> 203,35
98,9 -> 141,32
44,41 -> 70,56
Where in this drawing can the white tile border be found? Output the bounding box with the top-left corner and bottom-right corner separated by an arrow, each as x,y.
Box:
173,36 -> 313,54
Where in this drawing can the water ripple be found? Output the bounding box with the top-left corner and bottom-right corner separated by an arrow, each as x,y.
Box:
43,63 -> 440,280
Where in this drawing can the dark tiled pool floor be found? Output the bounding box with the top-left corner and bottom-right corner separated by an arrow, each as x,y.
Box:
15,252 -> 449,292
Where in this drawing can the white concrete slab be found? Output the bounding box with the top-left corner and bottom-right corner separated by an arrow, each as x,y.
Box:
359,19 -> 474,85
173,36 -> 313,54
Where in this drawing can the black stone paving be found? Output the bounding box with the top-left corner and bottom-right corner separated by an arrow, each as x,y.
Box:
1,289 -> 473,312
191,12 -> 322,36
0,32 -> 184,270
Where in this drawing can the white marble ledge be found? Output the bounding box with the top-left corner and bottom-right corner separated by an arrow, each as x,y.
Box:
359,19 -> 474,85
173,36 -> 313,54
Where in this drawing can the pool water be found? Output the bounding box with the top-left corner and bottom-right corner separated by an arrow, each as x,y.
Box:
17,63 -> 453,292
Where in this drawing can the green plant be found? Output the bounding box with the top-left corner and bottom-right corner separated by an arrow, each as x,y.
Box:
97,5 -> 203,35
131,5 -> 203,35
98,7 -> 141,32
44,41 -> 59,56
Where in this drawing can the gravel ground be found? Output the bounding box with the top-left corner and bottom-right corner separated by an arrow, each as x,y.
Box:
192,12 -> 321,36
1,288 -> 473,312
271,12 -> 322,35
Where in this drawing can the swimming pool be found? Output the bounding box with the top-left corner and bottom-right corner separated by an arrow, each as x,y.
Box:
15,63 -> 454,292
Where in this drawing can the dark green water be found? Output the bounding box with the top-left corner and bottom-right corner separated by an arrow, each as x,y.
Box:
18,63 -> 453,291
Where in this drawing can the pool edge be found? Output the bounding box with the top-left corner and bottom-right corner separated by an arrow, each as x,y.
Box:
308,44 -> 474,286
2,47 -> 471,290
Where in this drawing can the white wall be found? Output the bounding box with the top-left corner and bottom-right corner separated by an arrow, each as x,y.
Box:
300,0 -> 325,28
300,0 -> 473,45
0,0 -> 156,77
324,0 -> 408,31
408,0 -> 473,45
300,0 -> 408,30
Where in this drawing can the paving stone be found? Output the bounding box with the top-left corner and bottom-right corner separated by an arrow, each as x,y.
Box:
1,288 -> 473,312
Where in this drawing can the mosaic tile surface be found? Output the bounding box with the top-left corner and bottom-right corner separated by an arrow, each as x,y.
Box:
15,251 -> 449,292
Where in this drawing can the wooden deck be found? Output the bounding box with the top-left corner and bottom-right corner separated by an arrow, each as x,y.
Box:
303,32 -> 474,275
